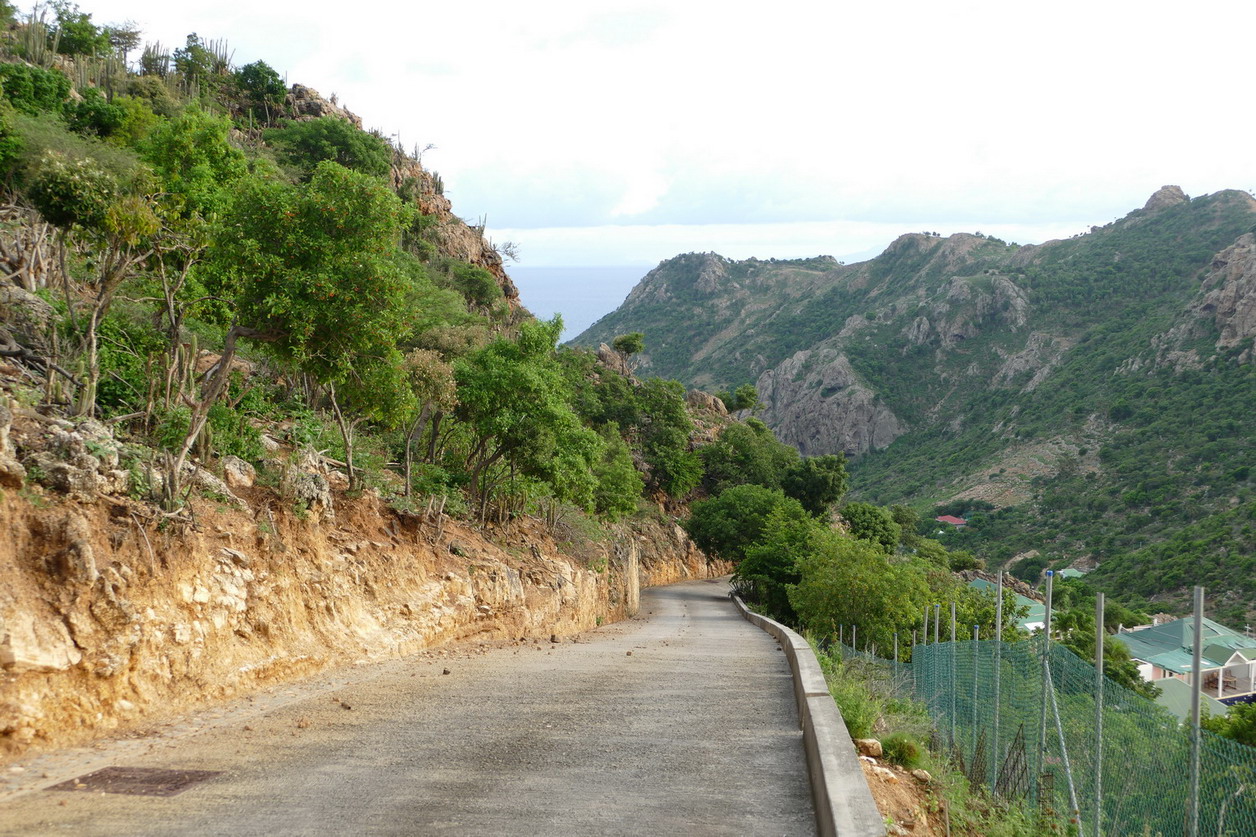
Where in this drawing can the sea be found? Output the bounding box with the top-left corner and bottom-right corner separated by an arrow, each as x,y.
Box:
508,265 -> 650,343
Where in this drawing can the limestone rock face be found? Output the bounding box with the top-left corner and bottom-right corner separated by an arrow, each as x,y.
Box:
0,283 -> 55,353
1144,185 -> 1190,212
221,455 -> 256,489
596,343 -> 632,377
685,389 -> 728,416
0,611 -> 82,673
1194,233 -> 1256,361
287,84 -> 363,128
756,348 -> 904,457
26,419 -> 123,501
0,400 -> 25,488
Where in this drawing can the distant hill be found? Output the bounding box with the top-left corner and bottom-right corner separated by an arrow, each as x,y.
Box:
573,187 -> 1256,623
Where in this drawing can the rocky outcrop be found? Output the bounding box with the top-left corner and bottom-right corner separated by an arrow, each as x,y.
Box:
0,475 -> 726,758
1143,185 -> 1190,212
0,400 -> 24,489
287,84 -> 363,128
388,154 -> 518,305
756,348 -> 904,456
685,389 -> 728,416
1195,233 -> 1256,361
596,343 -> 632,377
992,332 -> 1073,391
0,284 -> 55,355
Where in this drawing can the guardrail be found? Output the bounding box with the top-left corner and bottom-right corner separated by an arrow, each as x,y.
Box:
732,596 -> 885,837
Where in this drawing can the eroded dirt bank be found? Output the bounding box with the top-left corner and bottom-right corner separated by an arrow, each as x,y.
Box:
0,484 -> 726,762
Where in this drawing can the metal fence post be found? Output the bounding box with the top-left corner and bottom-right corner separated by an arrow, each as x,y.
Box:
993,570 -> 1004,789
1037,570 -> 1055,804
1188,586 -> 1204,837
972,625 -> 980,769
950,602 -> 957,750
1094,592 -> 1105,837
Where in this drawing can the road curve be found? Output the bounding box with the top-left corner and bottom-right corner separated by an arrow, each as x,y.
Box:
1,579 -> 815,836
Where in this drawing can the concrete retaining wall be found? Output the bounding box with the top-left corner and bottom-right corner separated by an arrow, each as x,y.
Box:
733,596 -> 885,837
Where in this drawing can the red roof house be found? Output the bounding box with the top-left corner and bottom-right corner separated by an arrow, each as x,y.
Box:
935,515 -> 967,526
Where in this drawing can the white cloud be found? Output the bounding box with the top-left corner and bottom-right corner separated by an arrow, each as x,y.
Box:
78,0 -> 1256,268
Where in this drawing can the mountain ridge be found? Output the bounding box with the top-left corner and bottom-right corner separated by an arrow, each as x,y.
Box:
574,187 -> 1256,621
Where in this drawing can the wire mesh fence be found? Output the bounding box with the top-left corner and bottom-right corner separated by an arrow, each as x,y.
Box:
833,635 -> 1256,836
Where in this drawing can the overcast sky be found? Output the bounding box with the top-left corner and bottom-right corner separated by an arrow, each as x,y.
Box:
83,0 -> 1256,268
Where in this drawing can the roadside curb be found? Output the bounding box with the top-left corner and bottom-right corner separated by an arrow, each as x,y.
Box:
733,595 -> 885,837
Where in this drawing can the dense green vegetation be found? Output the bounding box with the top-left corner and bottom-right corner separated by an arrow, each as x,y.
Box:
0,5 -> 723,528
578,188 -> 1256,625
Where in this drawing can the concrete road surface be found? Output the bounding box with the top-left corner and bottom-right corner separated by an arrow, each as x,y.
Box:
0,579 -> 815,836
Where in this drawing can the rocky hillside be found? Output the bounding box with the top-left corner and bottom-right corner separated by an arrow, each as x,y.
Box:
575,188 -> 1256,622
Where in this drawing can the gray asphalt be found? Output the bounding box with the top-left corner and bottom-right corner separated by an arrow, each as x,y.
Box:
0,579 -> 815,836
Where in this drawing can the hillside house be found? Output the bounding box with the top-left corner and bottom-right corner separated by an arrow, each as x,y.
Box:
935,515 -> 967,527
1114,617 -> 1256,706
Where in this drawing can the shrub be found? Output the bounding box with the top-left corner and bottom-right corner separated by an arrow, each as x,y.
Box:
881,732 -> 925,768
26,149 -> 117,230
0,63 -> 71,115
265,116 -> 392,180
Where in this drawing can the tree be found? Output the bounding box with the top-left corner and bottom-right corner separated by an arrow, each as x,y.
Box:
265,116 -> 393,180
453,317 -> 602,517
234,60 -> 286,123
591,424 -> 644,521
636,378 -> 701,498
400,348 -> 457,497
141,108 -> 248,219
203,161 -> 416,489
0,63 -> 71,115
685,483 -> 806,563
612,332 -> 644,357
736,508 -> 820,622
105,21 -> 142,63
50,2 -> 111,56
789,528 -> 932,653
1201,702 -> 1256,747
699,418 -> 799,495
781,453 -> 848,516
841,501 -> 902,552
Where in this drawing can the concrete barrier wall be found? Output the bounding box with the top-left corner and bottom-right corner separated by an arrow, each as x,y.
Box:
733,596 -> 885,837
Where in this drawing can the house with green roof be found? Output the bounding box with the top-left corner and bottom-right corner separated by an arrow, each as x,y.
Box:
967,578 -> 1048,633
1113,617 -> 1256,707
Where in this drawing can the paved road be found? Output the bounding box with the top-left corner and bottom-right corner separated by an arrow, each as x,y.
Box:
0,579 -> 815,836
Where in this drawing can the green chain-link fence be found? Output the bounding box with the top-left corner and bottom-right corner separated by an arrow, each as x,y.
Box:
835,636 -> 1256,836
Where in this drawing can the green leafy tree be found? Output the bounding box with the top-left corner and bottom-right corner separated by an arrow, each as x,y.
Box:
50,2 -> 111,56
0,63 -> 71,115
399,347 -> 457,497
454,318 -> 602,516
65,88 -> 125,139
685,483 -> 806,563
736,508 -> 820,621
202,161 -> 416,488
789,528 -> 932,653
265,116 -> 392,180
142,108 -> 248,219
781,453 -> 849,516
592,424 -> 644,521
699,417 -> 799,495
841,501 -> 902,552
1201,703 -> 1256,747
612,332 -> 644,356
104,21 -> 142,63
636,377 -> 702,498
234,60 -> 286,122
